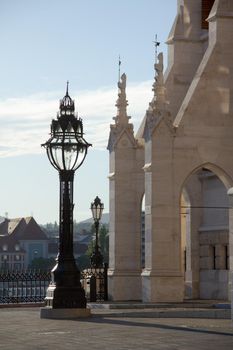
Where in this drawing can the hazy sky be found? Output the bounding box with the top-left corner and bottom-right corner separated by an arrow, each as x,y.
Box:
0,0 -> 177,224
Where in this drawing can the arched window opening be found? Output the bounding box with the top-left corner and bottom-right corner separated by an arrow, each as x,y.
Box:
181,166 -> 230,300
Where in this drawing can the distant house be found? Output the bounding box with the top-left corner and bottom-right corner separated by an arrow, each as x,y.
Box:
0,217 -> 48,270
76,234 -> 93,246
0,235 -> 26,270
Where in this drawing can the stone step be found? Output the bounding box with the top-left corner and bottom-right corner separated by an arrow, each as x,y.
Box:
88,301 -> 231,310
89,307 -> 231,319
88,301 -> 232,319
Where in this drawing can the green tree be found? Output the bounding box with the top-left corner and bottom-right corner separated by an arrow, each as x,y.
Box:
76,255 -> 90,270
29,257 -> 56,271
86,224 -> 109,264
99,224 -> 109,263
86,239 -> 95,258
76,224 -> 109,271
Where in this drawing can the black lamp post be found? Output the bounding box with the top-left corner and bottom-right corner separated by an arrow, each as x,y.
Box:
90,196 -> 104,268
42,83 -> 91,309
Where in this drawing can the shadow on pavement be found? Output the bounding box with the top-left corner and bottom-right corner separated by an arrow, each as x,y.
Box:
78,317 -> 233,337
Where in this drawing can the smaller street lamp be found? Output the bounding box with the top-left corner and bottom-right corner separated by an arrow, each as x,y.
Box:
90,196 -> 104,268
3,255 -> 8,271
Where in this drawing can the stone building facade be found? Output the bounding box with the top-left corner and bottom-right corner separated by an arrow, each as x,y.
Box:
108,0 -> 233,303
0,217 -> 48,270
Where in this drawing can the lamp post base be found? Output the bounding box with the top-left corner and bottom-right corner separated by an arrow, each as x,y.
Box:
44,283 -> 87,309
44,258 -> 87,309
40,307 -> 91,319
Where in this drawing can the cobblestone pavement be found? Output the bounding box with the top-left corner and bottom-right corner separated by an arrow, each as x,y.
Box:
0,308 -> 232,350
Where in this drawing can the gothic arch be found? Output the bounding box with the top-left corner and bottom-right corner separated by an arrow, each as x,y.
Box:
180,162 -> 233,198
179,162 -> 232,300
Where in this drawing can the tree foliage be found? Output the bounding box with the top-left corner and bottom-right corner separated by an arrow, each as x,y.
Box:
86,224 -> 109,263
29,257 -> 56,271
99,224 -> 109,263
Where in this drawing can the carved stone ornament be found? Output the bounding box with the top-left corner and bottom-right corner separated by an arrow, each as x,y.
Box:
107,72 -> 135,151
142,51 -> 175,141
107,123 -> 134,151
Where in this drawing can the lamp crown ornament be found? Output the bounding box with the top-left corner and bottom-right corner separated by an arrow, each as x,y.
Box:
42,83 -> 91,173
59,81 -> 75,115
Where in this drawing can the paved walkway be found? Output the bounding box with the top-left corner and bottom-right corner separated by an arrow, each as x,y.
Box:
0,307 -> 232,350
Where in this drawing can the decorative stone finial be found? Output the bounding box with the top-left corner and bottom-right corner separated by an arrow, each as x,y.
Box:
114,73 -> 131,125
143,51 -> 173,140
150,52 -> 166,110
153,34 -> 160,63
107,73 -> 135,151
118,55 -> 121,82
153,53 -> 164,93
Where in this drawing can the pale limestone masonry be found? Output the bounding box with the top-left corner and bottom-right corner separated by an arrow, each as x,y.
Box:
107,74 -> 144,300
108,0 -> 233,312
227,188 -> 233,320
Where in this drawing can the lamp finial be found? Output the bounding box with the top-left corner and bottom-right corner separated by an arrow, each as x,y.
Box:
66,81 -> 69,96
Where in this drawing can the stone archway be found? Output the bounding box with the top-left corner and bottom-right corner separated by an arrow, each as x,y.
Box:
180,163 -> 233,300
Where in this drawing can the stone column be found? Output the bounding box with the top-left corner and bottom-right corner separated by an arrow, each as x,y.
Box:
107,73 -> 144,301
108,141 -> 143,300
141,119 -> 184,303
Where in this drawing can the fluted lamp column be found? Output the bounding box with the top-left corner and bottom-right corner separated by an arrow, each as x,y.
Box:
40,83 -> 91,319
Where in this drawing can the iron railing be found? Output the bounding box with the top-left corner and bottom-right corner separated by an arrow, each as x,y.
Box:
0,270 -> 50,304
81,263 -> 108,302
0,264 -> 108,305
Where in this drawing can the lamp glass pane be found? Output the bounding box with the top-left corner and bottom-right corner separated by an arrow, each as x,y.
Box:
44,115 -> 89,171
99,206 -> 104,219
64,143 -> 77,170
91,206 -> 97,220
91,204 -> 103,220
75,146 -> 86,170
52,145 -> 64,169
96,206 -> 101,220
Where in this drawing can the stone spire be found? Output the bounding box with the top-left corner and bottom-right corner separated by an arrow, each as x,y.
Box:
152,52 -> 166,107
107,73 -> 134,151
114,73 -> 131,126
143,51 -> 173,140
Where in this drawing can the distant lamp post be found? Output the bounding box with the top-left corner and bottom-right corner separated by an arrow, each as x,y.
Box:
41,83 -> 91,318
90,196 -> 104,268
3,255 -> 7,271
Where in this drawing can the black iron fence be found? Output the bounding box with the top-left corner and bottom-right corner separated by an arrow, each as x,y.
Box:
0,264 -> 108,305
0,270 -> 51,304
81,263 -> 108,302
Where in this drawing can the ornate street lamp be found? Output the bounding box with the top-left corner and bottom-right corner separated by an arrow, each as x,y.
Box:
41,83 -> 91,314
90,196 -> 104,268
